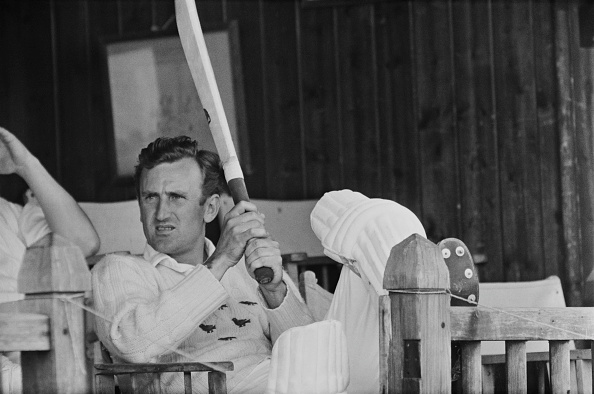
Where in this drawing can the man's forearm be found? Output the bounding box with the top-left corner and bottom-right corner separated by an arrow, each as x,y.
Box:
19,157 -> 99,256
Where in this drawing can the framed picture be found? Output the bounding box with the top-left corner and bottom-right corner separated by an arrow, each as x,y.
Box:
101,21 -> 249,181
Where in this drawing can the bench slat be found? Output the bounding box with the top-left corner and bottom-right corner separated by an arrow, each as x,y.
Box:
0,312 -> 50,351
451,307 -> 594,341
506,341 -> 527,394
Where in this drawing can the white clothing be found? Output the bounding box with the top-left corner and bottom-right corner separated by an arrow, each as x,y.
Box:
0,197 -> 50,303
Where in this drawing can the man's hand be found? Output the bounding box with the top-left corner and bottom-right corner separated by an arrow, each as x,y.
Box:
0,127 -> 35,176
206,201 -> 268,278
245,237 -> 287,309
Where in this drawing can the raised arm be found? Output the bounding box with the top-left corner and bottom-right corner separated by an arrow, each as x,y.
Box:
0,127 -> 100,256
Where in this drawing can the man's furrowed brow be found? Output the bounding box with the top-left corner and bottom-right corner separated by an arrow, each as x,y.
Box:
141,191 -> 158,198
167,190 -> 188,197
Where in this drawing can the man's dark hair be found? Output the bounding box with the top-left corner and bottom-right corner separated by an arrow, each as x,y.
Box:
134,136 -> 229,204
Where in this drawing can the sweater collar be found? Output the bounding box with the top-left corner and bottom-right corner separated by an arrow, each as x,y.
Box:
143,239 -> 215,273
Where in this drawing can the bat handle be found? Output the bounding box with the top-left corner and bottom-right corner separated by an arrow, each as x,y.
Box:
227,178 -> 274,285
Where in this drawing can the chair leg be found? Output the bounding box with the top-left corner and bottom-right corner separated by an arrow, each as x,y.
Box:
575,359 -> 593,394
482,365 -> 496,394
184,371 -> 192,394
208,371 -> 228,394
94,374 -> 116,394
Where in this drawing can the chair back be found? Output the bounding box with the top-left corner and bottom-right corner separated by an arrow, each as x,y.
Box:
218,195 -> 324,256
479,275 -> 569,355
80,201 -> 146,255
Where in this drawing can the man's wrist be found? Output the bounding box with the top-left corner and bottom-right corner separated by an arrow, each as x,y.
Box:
259,280 -> 287,309
203,253 -> 234,281
15,154 -> 41,180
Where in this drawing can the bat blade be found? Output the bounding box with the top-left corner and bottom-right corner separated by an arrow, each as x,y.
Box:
174,0 -> 242,184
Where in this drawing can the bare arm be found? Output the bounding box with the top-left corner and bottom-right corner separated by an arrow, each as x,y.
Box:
0,127 -> 100,256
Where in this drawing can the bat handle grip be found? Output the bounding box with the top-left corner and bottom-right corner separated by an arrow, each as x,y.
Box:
227,178 -> 274,285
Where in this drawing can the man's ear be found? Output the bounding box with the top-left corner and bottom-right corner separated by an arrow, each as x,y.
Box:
203,194 -> 220,224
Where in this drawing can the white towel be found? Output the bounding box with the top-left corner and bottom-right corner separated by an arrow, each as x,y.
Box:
310,190 -> 426,393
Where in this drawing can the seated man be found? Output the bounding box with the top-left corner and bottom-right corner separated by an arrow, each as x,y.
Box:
92,136 -> 314,393
0,126 -> 100,393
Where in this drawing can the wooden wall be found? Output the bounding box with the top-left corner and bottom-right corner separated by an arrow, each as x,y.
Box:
1,0 -> 593,306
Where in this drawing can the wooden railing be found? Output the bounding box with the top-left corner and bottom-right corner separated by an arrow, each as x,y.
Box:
0,235 -> 92,393
2,232 -> 593,393
384,233 -> 594,393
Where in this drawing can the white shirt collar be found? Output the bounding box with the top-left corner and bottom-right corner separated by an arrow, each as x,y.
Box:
142,239 -> 215,274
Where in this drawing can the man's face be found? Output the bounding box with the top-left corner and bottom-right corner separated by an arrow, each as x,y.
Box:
139,158 -> 207,263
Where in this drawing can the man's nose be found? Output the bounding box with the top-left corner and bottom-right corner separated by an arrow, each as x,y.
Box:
156,199 -> 171,220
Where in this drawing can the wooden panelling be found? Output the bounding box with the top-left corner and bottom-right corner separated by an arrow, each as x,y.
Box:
533,1 -> 563,281
299,6 -> 341,198
492,1 -> 545,282
335,4 -> 379,197
226,0 -> 266,195
412,0 -> 459,243
53,0 -> 95,199
261,1 -> 304,199
0,0 -> 56,202
451,0 -> 503,282
374,2 -> 420,212
0,0 -> 591,304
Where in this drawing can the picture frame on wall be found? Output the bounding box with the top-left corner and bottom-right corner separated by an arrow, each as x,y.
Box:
101,21 -> 249,182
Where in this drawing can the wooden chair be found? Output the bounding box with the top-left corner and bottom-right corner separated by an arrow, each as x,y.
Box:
80,199 -> 336,393
218,195 -> 341,291
79,200 -> 236,393
0,234 -> 233,394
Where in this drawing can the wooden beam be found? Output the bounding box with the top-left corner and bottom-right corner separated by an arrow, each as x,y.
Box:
451,307 -> 594,341
0,312 -> 50,352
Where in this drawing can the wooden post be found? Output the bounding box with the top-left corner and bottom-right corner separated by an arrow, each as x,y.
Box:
3,235 -> 92,393
383,234 -> 451,393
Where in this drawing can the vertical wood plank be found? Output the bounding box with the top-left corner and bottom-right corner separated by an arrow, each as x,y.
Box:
460,341 -> 482,394
299,6 -> 341,197
378,294 -> 391,394
452,0 -> 504,281
119,0 -> 153,35
374,1 -> 420,212
533,1 -> 563,281
506,341 -> 527,394
335,4 -> 379,197
52,0 -> 95,201
549,340 -> 571,394
87,0 -> 122,202
260,1 -> 304,199
579,46 -> 594,307
208,371 -> 227,394
183,371 -> 191,394
0,0 -> 57,202
493,1 -> 544,282
575,6 -> 594,308
555,0 -> 583,307
226,1 -> 267,197
195,0 -> 224,26
413,0 -> 458,243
